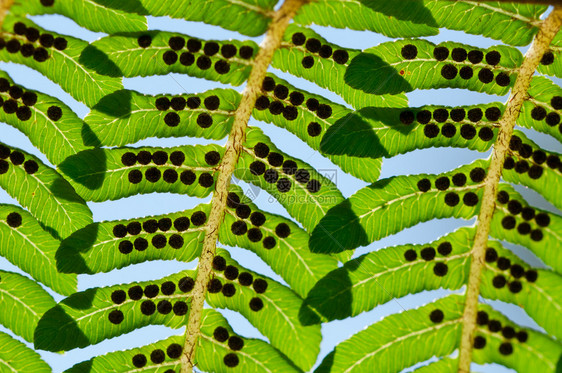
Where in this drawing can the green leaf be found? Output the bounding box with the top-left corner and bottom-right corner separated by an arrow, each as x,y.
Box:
501,130 -> 561,210
519,76 -> 562,143
196,309 -> 303,373
471,303 -> 562,373
272,25 -> 408,109
294,0 -> 438,38
86,31 -> 257,86
252,74 -> 382,182
34,270 -> 196,352
421,1 -> 545,46
57,205 -> 210,274
58,144 -> 222,202
320,103 -> 502,159
0,204 -> 77,295
310,159 -> 489,253
84,88 -> 239,147
10,0 -> 147,33
219,185 -> 339,298
0,142 -> 92,240
1,17 -> 123,107
537,33 -> 562,78
314,295 -> 464,373
490,183 -> 562,275
0,332 -> 51,373
0,70 -> 91,165
136,0 -> 276,37
235,127 -> 345,232
346,40 -> 521,96
480,240 -> 562,341
64,309 -> 302,373
302,228 -> 472,323
0,270 -> 57,342
208,249 -> 322,371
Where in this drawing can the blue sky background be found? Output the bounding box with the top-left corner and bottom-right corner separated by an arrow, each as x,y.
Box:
0,4 -> 561,373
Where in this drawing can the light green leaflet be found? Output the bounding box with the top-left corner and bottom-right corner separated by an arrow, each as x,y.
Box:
0,142 -> 92,240
235,127 -> 345,232
519,76 -> 562,143
1,17 -> 123,108
317,294 -> 562,373
0,270 -> 56,342
346,40 -> 522,96
319,102 -> 503,159
411,358 -> 459,373
86,31 -> 258,86
422,1 -> 546,46
58,144 -> 223,202
490,183 -> 562,275
537,31 -> 562,78
64,310 -> 301,373
208,249 -> 321,371
481,240 -> 562,341
34,270 -> 196,352
302,228 -> 473,323
0,71 -> 90,165
315,295 -> 464,373
57,205 -> 210,274
219,185 -> 338,298
272,25 -> 408,110
84,88 -> 239,146
310,159 -> 489,253
0,332 -> 51,373
502,130 -> 561,210
294,0 -> 438,38
135,0 -> 276,37
252,73 -> 382,182
471,304 -> 562,373
10,0 -> 147,33
0,205 -> 77,295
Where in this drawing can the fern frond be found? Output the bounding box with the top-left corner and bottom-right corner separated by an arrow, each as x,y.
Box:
346,39 -> 522,95
58,144 -> 222,202
56,205 -> 210,274
252,73 -> 383,182
293,0 -> 438,38
0,70 -> 90,164
0,17 -> 123,107
272,25 -> 408,109
0,270 -> 56,342
236,127 -> 345,232
537,32 -> 561,78
0,331 -> 51,373
207,248 -> 321,371
0,142 -> 92,239
219,185 -> 339,298
518,76 -> 562,143
310,160 -> 489,253
84,88 -> 239,146
501,130 -> 561,209
64,309 -> 302,373
11,0 -> 148,33
86,31 -> 258,85
319,102 -> 502,159
0,204 -> 77,294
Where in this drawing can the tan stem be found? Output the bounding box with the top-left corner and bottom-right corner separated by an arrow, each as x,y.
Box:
0,0 -> 13,29
179,1 -> 308,371
457,6 -> 562,373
